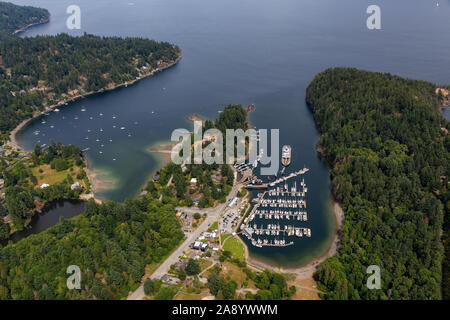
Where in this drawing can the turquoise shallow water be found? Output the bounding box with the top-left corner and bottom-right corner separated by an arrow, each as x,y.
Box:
14,0 -> 450,266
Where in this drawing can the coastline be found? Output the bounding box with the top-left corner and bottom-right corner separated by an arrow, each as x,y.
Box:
81,158 -> 107,204
6,53 -> 182,153
186,114 -> 206,123
12,15 -> 50,35
437,87 -> 450,115
5,53 -> 182,200
147,141 -> 179,167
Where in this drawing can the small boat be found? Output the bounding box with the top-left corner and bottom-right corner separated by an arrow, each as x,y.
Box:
81,108 -> 86,112
281,145 -> 291,167
74,117 -> 79,120
120,127 -> 125,130
54,108 -> 60,112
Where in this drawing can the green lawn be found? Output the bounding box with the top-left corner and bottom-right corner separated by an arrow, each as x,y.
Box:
221,233 -> 231,243
207,221 -> 218,232
223,236 -> 245,261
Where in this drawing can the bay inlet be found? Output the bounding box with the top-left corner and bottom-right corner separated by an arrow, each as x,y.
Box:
14,0 -> 450,267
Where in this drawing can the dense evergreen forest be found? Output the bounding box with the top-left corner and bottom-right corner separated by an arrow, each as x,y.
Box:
0,198 -> 184,299
0,1 -> 49,35
306,68 -> 450,299
0,1 -> 180,140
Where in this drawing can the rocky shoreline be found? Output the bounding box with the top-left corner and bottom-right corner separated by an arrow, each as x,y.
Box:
13,15 -> 50,35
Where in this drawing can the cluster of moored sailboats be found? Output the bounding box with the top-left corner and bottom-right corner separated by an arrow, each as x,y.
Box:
241,175 -> 312,248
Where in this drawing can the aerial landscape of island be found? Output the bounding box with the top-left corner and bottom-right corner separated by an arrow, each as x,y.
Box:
0,0 -> 449,306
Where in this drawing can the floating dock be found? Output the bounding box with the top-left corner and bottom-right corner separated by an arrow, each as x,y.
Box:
240,169 -> 312,248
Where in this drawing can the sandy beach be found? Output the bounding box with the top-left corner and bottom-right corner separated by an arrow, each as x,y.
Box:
148,141 -> 179,168
81,161 -> 111,203
5,54 -> 182,202
186,114 -> 206,123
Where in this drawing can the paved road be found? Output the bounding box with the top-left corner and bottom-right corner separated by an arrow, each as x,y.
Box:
128,183 -> 243,300
128,214 -> 217,300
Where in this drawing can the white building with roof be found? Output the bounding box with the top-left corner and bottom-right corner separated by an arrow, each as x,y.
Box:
70,182 -> 83,190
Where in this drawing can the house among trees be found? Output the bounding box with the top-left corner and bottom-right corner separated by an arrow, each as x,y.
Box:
70,182 -> 83,190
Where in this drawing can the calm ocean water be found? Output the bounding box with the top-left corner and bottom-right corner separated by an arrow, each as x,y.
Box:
13,0 -> 450,266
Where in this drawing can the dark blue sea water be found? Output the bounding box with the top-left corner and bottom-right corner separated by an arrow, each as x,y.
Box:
12,0 -> 450,266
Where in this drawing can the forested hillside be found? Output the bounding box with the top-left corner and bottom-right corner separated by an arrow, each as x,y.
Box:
306,68 -> 449,299
0,1 -> 49,35
0,1 -> 180,140
0,198 -> 184,299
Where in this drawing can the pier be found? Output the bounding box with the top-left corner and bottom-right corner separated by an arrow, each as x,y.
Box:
240,169 -> 312,248
245,167 -> 309,190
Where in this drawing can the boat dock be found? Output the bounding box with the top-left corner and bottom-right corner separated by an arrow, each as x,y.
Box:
246,167 -> 309,190
240,170 -> 312,248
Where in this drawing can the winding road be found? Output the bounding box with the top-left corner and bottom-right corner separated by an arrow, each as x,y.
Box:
127,181 -> 243,300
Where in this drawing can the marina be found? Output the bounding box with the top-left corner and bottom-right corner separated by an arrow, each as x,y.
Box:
239,147 -> 312,248
17,0 -> 446,266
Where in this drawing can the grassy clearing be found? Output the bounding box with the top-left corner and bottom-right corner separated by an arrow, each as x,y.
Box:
288,277 -> 321,300
174,289 -> 210,300
223,236 -> 245,261
207,221 -> 218,232
199,259 -> 213,272
32,164 -> 84,186
221,262 -> 256,289
221,233 -> 231,243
